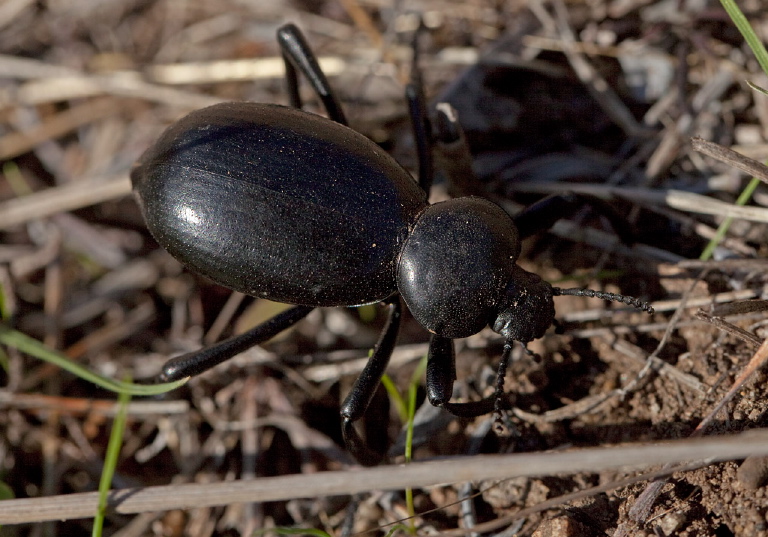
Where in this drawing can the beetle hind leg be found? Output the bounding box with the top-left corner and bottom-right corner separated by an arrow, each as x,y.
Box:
159,305 -> 313,382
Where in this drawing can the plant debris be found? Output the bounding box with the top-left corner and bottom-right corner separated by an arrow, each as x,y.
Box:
2,0 -> 768,535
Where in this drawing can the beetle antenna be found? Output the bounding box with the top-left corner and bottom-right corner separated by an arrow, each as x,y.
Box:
552,287 -> 654,313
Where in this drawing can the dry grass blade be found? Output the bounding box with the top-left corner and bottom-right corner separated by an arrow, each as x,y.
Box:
695,310 -> 763,348
0,97 -> 119,160
3,429 -> 768,525
0,176 -> 131,229
147,56 -> 345,85
0,392 -> 188,416
691,136 -> 768,184
694,338 -> 768,437
510,182 -> 768,223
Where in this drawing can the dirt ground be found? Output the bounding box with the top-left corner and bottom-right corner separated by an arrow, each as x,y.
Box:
2,0 -> 768,535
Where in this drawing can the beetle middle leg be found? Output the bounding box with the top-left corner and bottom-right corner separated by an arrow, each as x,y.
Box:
339,299 -> 402,466
405,20 -> 434,193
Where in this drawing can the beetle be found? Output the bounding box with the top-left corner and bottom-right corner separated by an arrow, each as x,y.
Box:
131,24 -> 653,465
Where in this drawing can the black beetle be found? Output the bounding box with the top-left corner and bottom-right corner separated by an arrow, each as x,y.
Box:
131,24 -> 652,465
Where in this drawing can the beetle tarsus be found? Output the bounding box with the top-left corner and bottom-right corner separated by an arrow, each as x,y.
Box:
341,419 -> 386,467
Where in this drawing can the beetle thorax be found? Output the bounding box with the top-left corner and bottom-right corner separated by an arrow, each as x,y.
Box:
396,197 -> 522,339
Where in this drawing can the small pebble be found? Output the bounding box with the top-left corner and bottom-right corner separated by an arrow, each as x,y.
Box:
737,455 -> 768,490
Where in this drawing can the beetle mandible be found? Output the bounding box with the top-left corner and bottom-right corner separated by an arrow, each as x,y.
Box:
131,24 -> 653,465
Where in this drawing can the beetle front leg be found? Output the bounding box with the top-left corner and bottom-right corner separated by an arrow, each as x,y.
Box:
429,336 -> 512,419
340,299 -> 402,466
425,334 -> 455,406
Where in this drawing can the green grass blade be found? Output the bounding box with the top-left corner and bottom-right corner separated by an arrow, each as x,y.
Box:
384,525 -> 410,537
700,176 -> 761,260
0,280 -> 8,322
381,373 -> 408,422
0,481 -> 13,501
92,386 -> 130,537
405,354 -> 428,463
0,324 -> 186,395
720,0 -> 768,76
747,80 -> 768,96
404,354 -> 428,533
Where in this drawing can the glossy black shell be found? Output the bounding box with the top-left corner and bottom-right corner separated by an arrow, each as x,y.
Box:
131,102 -> 428,306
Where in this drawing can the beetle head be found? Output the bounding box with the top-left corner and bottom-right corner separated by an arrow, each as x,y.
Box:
492,266 -> 556,343
492,268 -> 655,344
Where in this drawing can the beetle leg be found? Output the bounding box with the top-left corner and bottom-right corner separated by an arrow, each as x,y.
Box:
159,305 -> 314,382
425,334 -> 456,406
438,341 -> 515,420
433,102 -> 481,198
405,19 -> 434,194
276,24 -> 348,126
512,191 -> 636,244
406,83 -> 433,194
340,299 -> 402,466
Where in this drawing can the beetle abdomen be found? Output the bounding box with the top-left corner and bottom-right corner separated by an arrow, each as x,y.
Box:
132,102 -> 427,306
